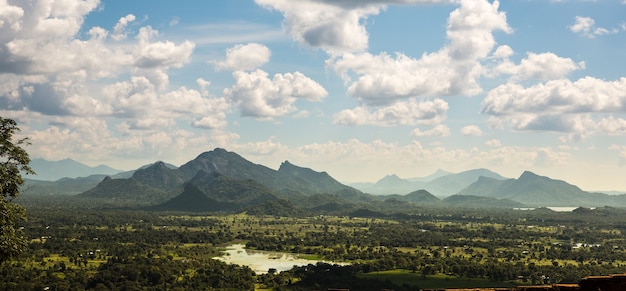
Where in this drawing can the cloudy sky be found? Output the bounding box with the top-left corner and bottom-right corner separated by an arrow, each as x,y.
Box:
2,0 -> 626,191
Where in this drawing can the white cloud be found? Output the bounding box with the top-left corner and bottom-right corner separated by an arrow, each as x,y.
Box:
255,0 -> 382,54
411,124 -> 451,137
196,78 -> 211,96
461,125 -> 482,136
491,45 -> 513,59
483,77 -> 626,116
111,14 -> 136,41
214,43 -> 271,71
254,0 -> 457,54
485,139 -> 501,147
224,69 -> 327,119
333,98 -> 448,126
491,51 -> 584,81
0,1 -> 24,32
100,74 -> 230,129
277,139 -> 572,183
328,0 -> 511,105
24,115 -> 235,167
569,16 -> 619,38
0,0 -> 200,126
134,26 -> 195,68
482,77 -> 626,139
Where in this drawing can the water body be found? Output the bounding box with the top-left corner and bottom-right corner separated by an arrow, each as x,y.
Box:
213,244 -> 347,274
513,206 -> 596,212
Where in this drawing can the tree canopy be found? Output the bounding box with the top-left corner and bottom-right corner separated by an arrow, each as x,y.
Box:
0,117 -> 33,263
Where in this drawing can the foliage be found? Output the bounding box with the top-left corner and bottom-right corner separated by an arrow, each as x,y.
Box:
0,117 -> 33,263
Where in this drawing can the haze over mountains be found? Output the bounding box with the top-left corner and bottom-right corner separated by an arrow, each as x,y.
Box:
29,158 -> 121,181
350,169 -> 507,197
21,148 -> 626,211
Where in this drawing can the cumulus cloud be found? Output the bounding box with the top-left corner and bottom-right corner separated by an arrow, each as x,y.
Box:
134,26 -> 195,68
333,98 -> 448,126
411,124 -> 451,137
0,0 -> 201,127
485,139 -> 501,147
224,69 -> 327,119
483,77 -> 626,116
255,0 -> 381,54
461,125 -> 482,136
483,77 -> 626,139
100,75 -> 230,129
255,0 -> 455,54
569,16 -> 618,38
214,43 -> 271,71
327,0 -> 511,106
111,14 -> 136,41
490,51 -> 585,81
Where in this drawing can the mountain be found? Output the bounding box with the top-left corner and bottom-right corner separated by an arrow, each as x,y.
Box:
457,171 -> 626,207
79,162 -> 185,204
382,189 -> 440,204
28,158 -> 121,181
403,189 -> 441,204
178,148 -> 276,182
425,169 -> 507,197
155,171 -> 280,212
407,169 -> 451,182
22,175 -> 108,196
112,161 -> 178,179
277,161 -> 351,194
78,148 -> 361,208
351,168 -> 506,196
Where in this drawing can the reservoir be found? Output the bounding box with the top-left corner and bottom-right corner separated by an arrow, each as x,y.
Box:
213,244 -> 347,274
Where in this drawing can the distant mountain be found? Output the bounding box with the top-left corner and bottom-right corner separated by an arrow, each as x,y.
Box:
407,169 -> 451,182
458,171 -> 626,207
22,175 -> 107,196
425,169 -> 507,197
79,162 -> 185,205
64,148 -> 626,212
382,189 -> 440,204
28,158 -> 121,181
351,168 -> 506,196
112,161 -> 178,179
78,148 -> 362,208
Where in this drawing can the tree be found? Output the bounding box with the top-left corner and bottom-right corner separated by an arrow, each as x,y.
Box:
0,117 -> 34,263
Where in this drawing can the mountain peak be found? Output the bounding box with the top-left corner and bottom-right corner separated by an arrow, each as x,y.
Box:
377,174 -> 403,183
279,160 -> 296,169
518,171 -> 543,180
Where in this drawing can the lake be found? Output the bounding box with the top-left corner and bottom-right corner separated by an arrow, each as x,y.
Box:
213,244 -> 347,274
513,206 -> 596,212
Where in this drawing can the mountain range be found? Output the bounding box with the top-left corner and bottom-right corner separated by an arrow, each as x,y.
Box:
350,168 -> 506,197
19,148 -> 626,212
28,158 -> 121,181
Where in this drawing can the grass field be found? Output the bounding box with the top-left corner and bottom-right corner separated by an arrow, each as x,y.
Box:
358,270 -> 519,289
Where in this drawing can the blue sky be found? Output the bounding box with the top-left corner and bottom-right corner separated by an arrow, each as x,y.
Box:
1,0 -> 626,191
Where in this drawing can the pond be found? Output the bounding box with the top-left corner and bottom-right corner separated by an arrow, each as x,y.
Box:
213,244 -> 348,274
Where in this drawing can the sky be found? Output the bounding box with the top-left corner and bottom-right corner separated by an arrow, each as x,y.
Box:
1,0 -> 626,192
